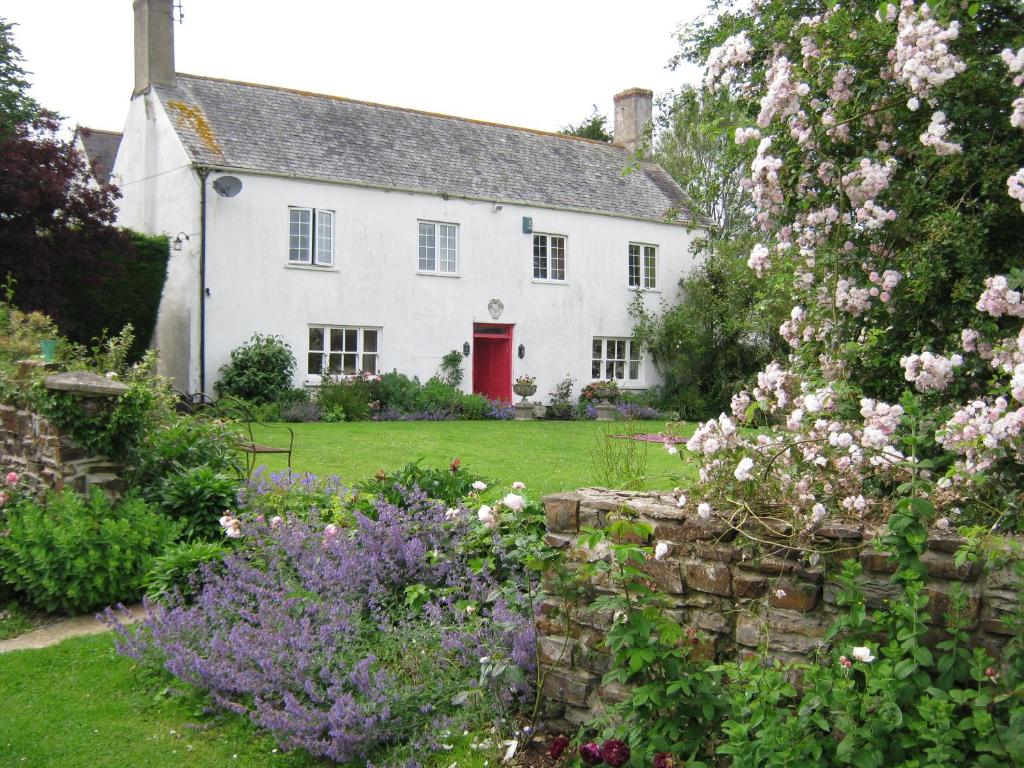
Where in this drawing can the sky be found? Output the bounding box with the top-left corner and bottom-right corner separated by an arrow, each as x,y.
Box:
3,0 -> 708,137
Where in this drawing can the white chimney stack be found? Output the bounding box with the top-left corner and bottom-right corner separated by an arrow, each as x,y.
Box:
134,0 -> 175,95
612,88 -> 653,157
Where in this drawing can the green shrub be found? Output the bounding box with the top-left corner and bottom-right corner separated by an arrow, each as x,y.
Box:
317,376 -> 372,421
144,540 -> 230,603
352,460 -> 483,517
158,466 -> 239,541
0,489 -> 179,614
438,350 -> 464,387
378,371 -> 423,412
214,334 -> 296,404
126,414 -> 243,495
457,393 -> 491,420
418,377 -> 462,412
546,374 -> 576,420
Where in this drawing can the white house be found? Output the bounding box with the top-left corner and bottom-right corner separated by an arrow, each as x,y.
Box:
112,0 -> 704,403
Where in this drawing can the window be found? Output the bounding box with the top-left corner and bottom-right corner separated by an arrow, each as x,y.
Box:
533,234 -> 566,281
418,221 -> 458,273
308,326 -> 379,376
289,208 -> 334,266
592,338 -> 641,382
628,243 -> 657,289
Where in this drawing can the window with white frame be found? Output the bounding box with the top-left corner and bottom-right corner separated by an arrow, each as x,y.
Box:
308,326 -> 379,376
592,337 -> 641,382
418,221 -> 458,273
289,207 -> 335,266
628,243 -> 657,289
533,234 -> 566,281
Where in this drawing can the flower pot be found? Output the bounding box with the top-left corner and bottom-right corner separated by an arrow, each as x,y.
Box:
594,384 -> 617,404
39,339 -> 57,363
513,382 -> 537,403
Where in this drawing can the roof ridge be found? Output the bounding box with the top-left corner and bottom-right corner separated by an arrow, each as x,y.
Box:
173,72 -> 623,149
75,125 -> 123,136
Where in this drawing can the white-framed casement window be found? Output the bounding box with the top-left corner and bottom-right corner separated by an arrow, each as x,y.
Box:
418,221 -> 458,274
289,207 -> 335,266
308,326 -> 380,376
533,234 -> 566,281
628,242 -> 657,289
592,337 -> 642,382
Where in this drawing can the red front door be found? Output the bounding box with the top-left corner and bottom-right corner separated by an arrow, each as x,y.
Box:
472,324 -> 513,402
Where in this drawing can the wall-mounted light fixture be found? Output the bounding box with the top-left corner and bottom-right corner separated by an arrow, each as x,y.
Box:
172,232 -> 190,251
518,344 -> 526,359
492,202 -> 503,213
462,341 -> 471,356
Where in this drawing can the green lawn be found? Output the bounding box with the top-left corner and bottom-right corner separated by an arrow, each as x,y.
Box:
249,419 -> 694,495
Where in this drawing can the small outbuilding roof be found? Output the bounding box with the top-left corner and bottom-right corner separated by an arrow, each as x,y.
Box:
152,74 -> 699,224
75,127 -> 122,185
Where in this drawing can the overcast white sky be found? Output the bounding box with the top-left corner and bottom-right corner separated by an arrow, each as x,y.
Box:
3,1 -> 707,136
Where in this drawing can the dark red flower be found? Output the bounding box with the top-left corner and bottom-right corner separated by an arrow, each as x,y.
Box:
548,735 -> 570,760
450,457 -> 461,473
601,739 -> 630,767
653,753 -> 676,768
579,741 -> 603,765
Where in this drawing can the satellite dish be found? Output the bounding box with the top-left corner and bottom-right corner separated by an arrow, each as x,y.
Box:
212,176 -> 242,198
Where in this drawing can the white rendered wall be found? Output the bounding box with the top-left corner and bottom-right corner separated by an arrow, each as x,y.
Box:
200,173 -> 700,401
112,93 -> 201,391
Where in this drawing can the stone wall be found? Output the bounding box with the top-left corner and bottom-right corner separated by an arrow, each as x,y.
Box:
0,372 -> 129,498
539,488 -> 1023,726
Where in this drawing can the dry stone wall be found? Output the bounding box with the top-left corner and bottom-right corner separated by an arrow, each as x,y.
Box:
539,488 -> 1023,726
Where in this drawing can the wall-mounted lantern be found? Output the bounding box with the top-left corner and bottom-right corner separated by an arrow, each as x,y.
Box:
518,344 -> 526,359
172,232 -> 190,251
462,341 -> 471,356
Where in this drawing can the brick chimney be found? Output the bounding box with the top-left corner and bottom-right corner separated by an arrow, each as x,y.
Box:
134,0 -> 175,95
612,88 -> 653,156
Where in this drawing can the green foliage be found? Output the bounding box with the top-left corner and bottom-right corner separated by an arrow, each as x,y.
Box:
157,466 -> 239,541
54,231 -> 170,363
589,419 -> 651,490
126,414 -> 243,494
419,376 -> 463,412
438,350 -> 464,387
214,334 -> 296,404
630,250 -> 788,420
0,18 -> 39,139
378,371 -> 423,412
352,460 -> 484,518
0,489 -> 179,614
144,540 -> 230,603
316,375 -> 374,421
457,393 -> 492,420
35,381 -> 157,461
561,105 -> 613,142
547,374 -> 577,420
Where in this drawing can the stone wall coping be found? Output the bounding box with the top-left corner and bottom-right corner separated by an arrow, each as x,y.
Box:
44,371 -> 128,397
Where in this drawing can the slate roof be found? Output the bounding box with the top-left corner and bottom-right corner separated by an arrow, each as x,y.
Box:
76,127 -> 122,184
152,74 -> 698,224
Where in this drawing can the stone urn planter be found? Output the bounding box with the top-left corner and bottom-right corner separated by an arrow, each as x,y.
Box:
513,381 -> 538,403
593,383 -> 618,404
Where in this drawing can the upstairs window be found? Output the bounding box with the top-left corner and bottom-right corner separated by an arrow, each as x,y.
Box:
308,326 -> 379,376
289,208 -> 334,266
628,242 -> 657,289
533,234 -> 566,281
592,337 -> 641,382
418,221 -> 458,274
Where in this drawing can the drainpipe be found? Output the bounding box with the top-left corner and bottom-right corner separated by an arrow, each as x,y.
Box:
197,166 -> 210,396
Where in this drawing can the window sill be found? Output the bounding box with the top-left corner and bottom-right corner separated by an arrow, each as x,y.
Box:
417,271 -> 460,278
629,287 -> 661,294
532,279 -> 568,286
286,263 -> 338,272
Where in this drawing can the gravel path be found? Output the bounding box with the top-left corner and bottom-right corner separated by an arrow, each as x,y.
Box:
0,603 -> 147,654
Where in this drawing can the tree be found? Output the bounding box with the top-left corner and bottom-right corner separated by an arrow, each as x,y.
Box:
628,86 -> 786,419
560,105 -> 612,142
0,17 -> 167,357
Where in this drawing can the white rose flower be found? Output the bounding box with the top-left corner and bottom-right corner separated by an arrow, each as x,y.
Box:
472,481 -> 487,491
654,541 -> 670,561
502,493 -> 525,511
676,494 -> 687,508
851,646 -> 875,663
511,481 -> 526,490
697,503 -> 712,520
